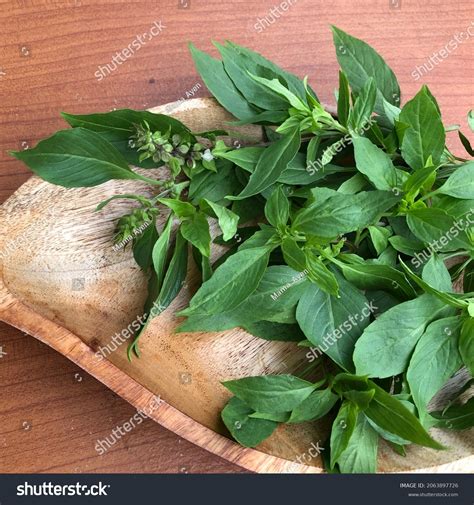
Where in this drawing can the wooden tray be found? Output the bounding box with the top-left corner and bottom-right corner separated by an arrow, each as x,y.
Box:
1,98 -> 472,473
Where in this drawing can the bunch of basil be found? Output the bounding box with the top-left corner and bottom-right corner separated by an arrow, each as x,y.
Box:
12,26 -> 473,473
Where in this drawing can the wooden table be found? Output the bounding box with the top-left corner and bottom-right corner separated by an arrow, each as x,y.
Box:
0,0 -> 472,473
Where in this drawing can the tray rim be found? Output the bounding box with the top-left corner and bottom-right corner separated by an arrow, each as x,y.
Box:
2,289 -> 473,473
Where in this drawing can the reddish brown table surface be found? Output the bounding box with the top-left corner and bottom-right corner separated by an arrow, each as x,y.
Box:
0,0 -> 473,473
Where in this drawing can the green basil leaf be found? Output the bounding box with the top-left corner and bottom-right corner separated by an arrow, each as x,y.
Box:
331,26 -> 400,115
248,73 -> 309,112
61,109 -> 189,166
348,78 -> 376,131
178,265 -> 309,330
62,109 -> 189,138
215,42 -> 289,111
407,317 -> 462,423
337,413 -> 378,473
189,43 -> 256,121
152,216 -> 173,290
332,373 -> 371,393
281,237 -> 307,272
330,401 -> 359,468
216,146 -> 263,172
399,85 -> 446,170
242,321 -> 305,342
336,260 -> 417,300
132,217 -> 158,270
435,195 -> 474,220
188,160 -> 241,204
179,246 -> 271,316
200,199 -> 239,241
296,273 -> 371,371
368,225 -> 392,255
150,228 -> 188,313
354,294 -> 449,378
230,128 -> 301,199
176,311 -> 245,333
343,390 -> 375,411
242,265 -> 309,323
337,70 -> 350,127
431,397 -> 474,430
11,128 -> 159,188
352,136 -> 398,190
459,318 -> 474,376
62,109 -> 193,168
403,164 -> 438,201
157,198 -> 196,218
399,258 -> 466,309
364,383 -> 444,449
232,110 -> 289,126
281,158 -> 345,185
407,208 -> 472,252
458,131 -> 474,157
128,227 -> 188,359
221,397 -> 278,448
304,253 -> 339,296
265,186 -> 290,227
248,411 -> 291,422
292,191 -> 400,238
222,375 -> 316,414
421,254 -> 453,292
388,235 -> 424,256
365,396 -> 417,447
437,162 -> 474,200
337,173 -> 369,194
238,228 -> 277,251
288,388 -> 338,423
225,41 -> 314,103
181,212 -> 211,258
220,147 -> 340,186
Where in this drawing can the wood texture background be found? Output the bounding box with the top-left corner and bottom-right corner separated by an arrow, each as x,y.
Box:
0,0 -> 473,473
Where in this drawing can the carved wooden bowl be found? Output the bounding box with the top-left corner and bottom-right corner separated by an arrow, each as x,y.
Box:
1,98 -> 472,473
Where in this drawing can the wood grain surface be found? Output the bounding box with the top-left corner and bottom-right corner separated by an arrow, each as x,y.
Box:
1,0 -> 473,473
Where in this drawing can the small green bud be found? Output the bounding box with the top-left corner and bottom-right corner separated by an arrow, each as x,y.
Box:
152,131 -> 163,142
172,134 -> 182,146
